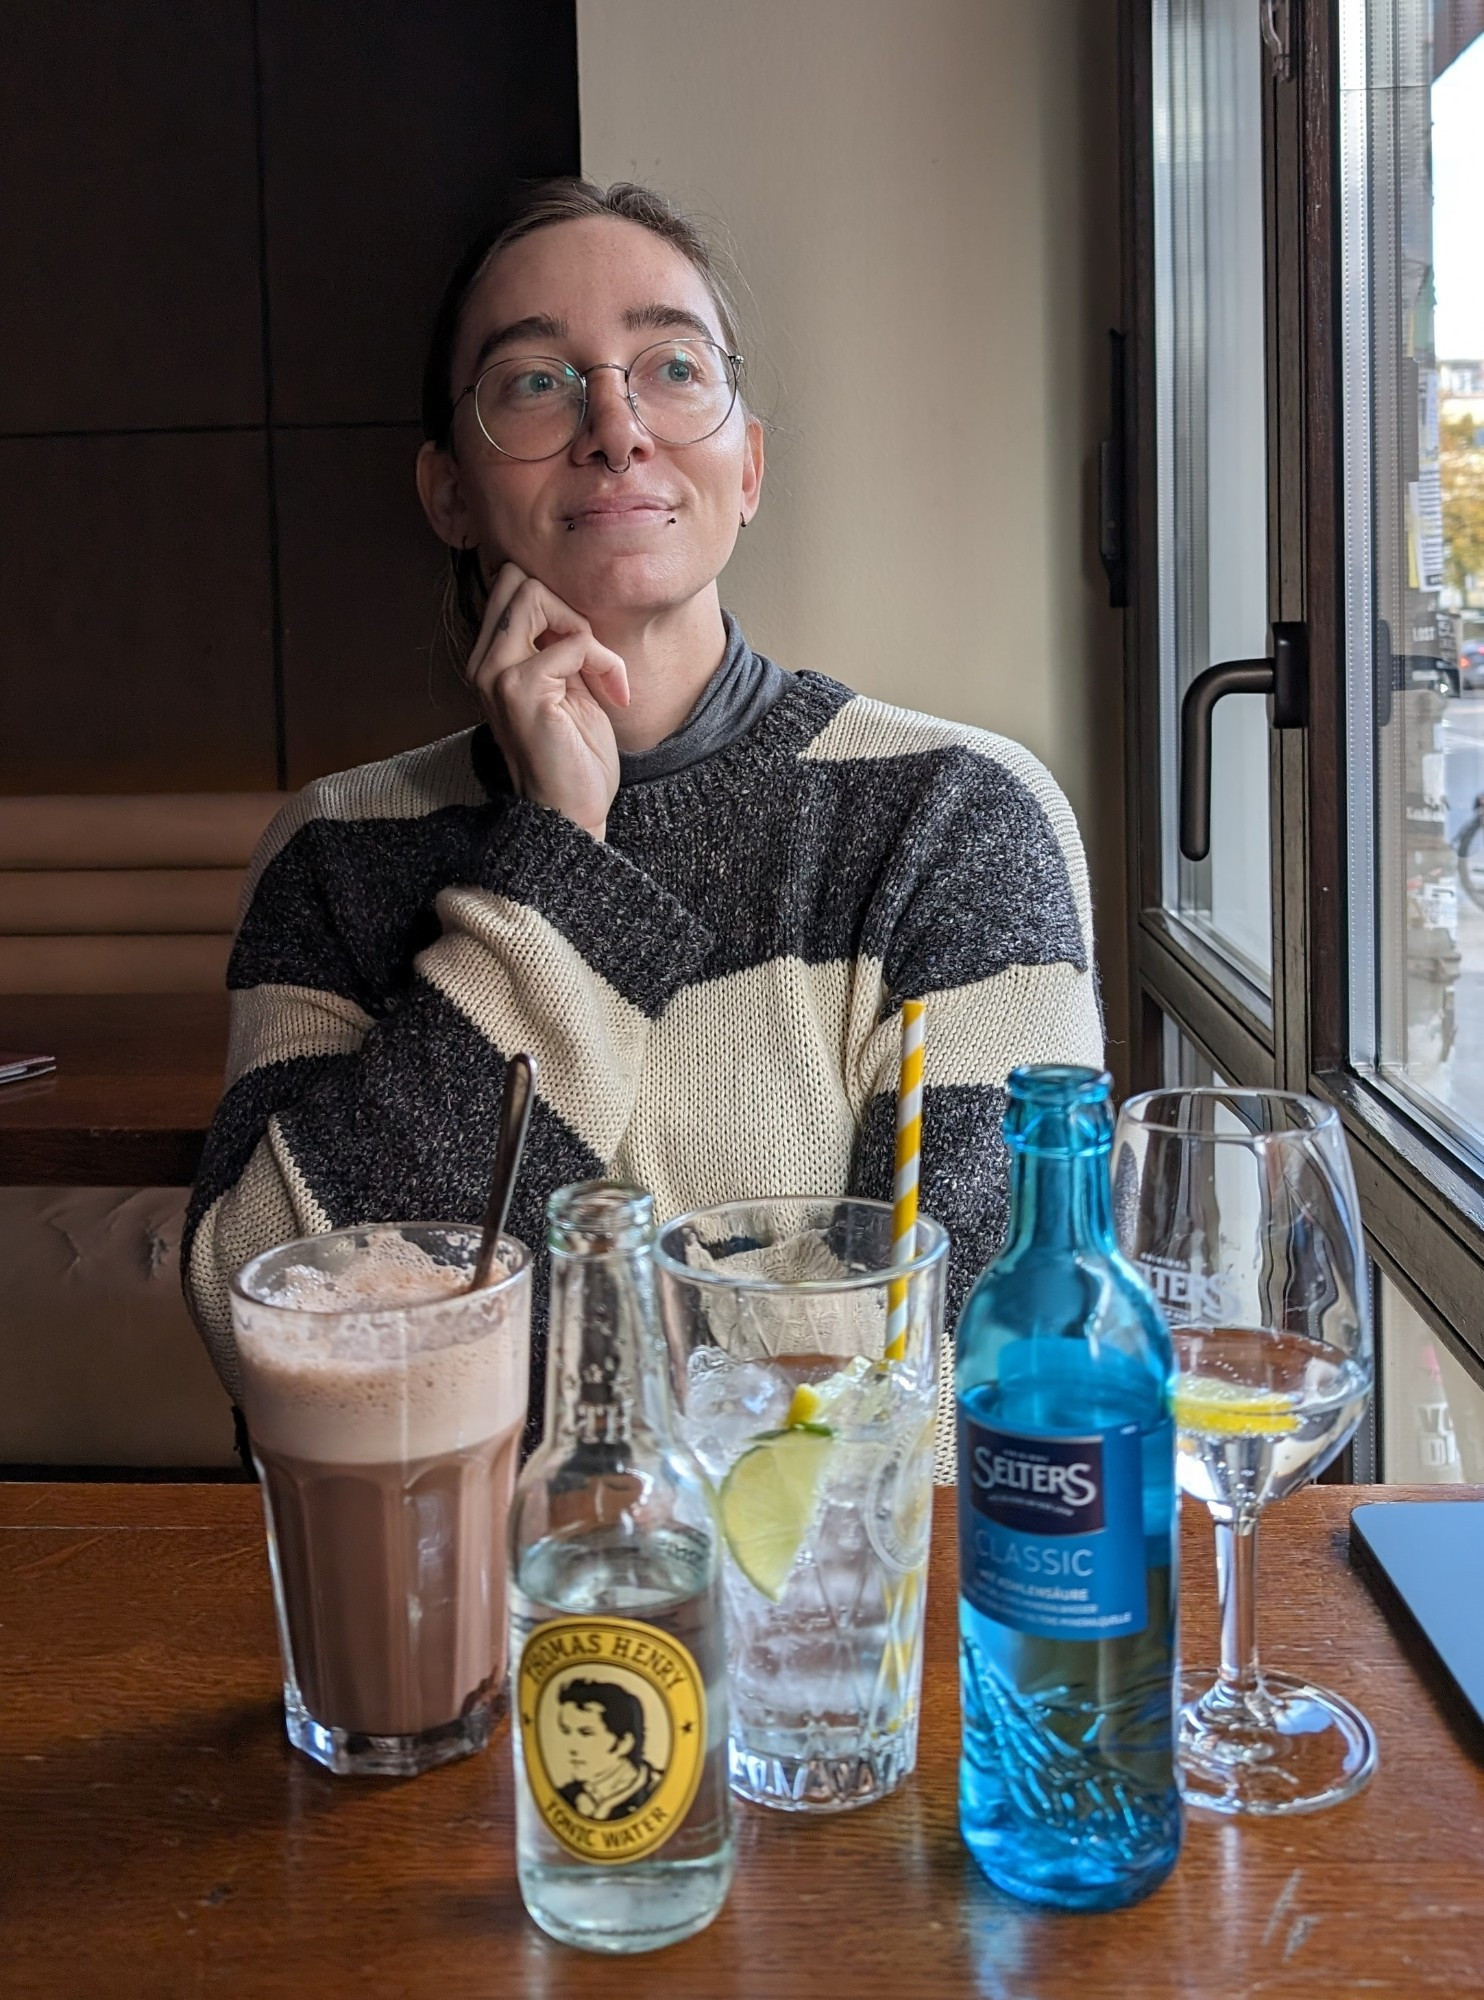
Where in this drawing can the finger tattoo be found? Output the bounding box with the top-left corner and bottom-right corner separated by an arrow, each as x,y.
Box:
495,608 -> 512,634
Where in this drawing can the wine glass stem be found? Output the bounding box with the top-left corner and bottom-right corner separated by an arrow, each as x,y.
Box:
1214,1515 -> 1261,1696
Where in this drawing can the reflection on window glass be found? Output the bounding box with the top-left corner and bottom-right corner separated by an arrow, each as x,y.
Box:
1153,0 -> 1272,987
1378,1270 -> 1484,1480
1345,7 -> 1484,1151
1159,1015 -> 1228,1088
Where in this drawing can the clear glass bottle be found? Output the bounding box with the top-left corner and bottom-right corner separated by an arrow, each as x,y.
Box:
955,1067 -> 1181,1910
509,1182 -> 733,1953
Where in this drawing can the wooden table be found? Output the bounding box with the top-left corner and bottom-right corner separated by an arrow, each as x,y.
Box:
1,1483 -> 1481,1998
0,994 -> 228,1185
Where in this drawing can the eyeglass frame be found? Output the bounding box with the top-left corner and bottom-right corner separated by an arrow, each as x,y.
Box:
447,340 -> 746,461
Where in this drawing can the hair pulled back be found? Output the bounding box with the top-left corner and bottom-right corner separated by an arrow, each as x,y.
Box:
422,178 -> 746,663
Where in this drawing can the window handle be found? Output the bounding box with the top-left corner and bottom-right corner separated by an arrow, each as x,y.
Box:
1259,0 -> 1294,81
1179,622 -> 1307,861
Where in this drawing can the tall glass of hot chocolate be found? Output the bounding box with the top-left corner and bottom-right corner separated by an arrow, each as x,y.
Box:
231,1222 -> 531,1777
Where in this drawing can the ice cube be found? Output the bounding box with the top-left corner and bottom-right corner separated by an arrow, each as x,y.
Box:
679,1351 -> 793,1479
807,1355 -> 891,1434
684,1343 -> 733,1408
686,1349 -> 789,1423
732,1360 -> 793,1423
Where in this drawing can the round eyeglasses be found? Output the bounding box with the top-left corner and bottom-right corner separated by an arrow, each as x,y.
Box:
451,339 -> 744,461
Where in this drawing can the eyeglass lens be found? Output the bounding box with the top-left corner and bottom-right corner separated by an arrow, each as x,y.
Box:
472,340 -> 737,459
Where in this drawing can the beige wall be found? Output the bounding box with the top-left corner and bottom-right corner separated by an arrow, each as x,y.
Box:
578,0 -> 1128,1080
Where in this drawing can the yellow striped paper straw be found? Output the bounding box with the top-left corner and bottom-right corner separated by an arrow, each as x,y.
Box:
884,998 -> 925,1362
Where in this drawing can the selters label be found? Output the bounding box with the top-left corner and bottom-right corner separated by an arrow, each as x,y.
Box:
957,1410 -> 1153,1640
517,1616 -> 706,1865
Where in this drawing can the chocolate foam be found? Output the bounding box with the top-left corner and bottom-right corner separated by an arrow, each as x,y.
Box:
234,1235 -> 528,1463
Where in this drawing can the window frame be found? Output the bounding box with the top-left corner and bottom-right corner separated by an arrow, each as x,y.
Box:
1118,0 -> 1484,1457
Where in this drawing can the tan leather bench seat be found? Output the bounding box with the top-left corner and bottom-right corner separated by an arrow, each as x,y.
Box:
0,869 -> 243,932
0,792 -> 285,1468
0,792 -> 283,994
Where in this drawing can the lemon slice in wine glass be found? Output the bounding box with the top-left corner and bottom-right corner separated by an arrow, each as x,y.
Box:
1172,1375 -> 1300,1438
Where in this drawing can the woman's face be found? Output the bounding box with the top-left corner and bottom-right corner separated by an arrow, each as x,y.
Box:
427,216 -> 764,623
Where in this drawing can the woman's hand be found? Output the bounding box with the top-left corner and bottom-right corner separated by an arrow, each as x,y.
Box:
466,563 -> 631,841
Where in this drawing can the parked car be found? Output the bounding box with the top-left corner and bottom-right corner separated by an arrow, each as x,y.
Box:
1460,640 -> 1484,692
1401,654 -> 1460,698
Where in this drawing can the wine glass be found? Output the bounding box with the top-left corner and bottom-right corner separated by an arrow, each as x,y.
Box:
1111,1088 -> 1376,1815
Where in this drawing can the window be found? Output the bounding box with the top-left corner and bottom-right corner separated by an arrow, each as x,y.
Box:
1344,7 -> 1484,1159
1124,0 -> 1484,1483
1159,1015 -> 1226,1089
1153,0 -> 1273,995
1377,1269 -> 1484,1481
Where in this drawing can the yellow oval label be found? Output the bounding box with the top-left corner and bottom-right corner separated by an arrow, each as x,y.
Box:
517,1615 -> 707,1866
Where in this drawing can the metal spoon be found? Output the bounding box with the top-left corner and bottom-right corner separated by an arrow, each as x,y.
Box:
470,1052 -> 537,1290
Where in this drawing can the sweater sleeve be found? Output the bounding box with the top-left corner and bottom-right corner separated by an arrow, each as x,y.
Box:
183,791 -> 712,1402
843,741 -> 1102,1478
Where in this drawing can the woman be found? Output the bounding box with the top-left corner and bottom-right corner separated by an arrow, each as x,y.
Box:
184,180 -> 1101,1472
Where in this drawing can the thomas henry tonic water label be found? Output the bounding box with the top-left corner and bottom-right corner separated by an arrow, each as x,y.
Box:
957,1414 -> 1155,1640
517,1615 -> 706,1865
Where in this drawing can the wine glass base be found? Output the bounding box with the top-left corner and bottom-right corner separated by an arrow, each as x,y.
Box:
1177,1667 -> 1378,1816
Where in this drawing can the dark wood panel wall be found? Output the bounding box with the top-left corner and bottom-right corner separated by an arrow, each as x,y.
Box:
0,1 -> 580,795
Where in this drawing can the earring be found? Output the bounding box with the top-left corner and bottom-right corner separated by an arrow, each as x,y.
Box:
739,513 -> 748,529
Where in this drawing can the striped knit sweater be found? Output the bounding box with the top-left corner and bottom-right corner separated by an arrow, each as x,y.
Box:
184,646 -> 1102,1478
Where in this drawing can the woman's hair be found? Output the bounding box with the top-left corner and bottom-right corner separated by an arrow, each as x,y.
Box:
423,177 -> 746,665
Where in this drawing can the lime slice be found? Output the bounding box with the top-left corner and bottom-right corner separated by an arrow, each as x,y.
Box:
719,1430 -> 833,1599
1173,1375 -> 1299,1438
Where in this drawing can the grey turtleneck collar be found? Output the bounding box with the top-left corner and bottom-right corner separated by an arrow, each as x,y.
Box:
617,612 -> 788,786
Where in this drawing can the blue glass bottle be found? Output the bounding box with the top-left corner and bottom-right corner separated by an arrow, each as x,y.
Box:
956,1066 -> 1180,1910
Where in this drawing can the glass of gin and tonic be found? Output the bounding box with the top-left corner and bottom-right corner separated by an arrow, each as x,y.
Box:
655,1197 -> 948,1811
